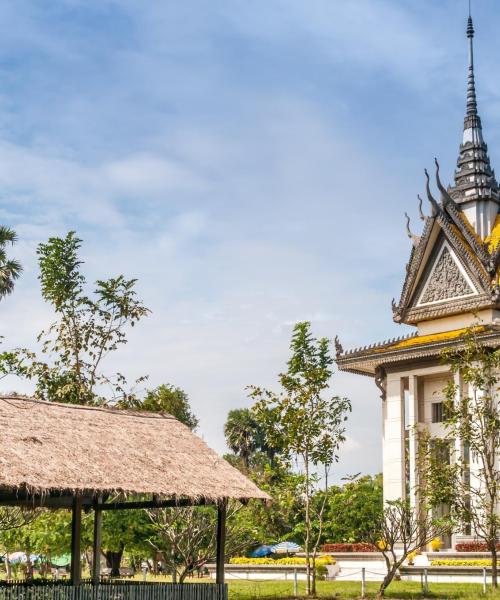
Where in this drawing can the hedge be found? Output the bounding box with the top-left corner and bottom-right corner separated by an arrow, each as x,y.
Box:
230,556 -> 336,566
456,542 -> 500,552
320,543 -> 376,553
431,559 -> 491,567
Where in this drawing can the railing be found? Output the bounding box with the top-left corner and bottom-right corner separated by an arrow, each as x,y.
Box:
0,582 -> 228,600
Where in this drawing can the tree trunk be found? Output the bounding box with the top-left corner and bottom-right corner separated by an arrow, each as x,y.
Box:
491,542 -> 498,588
25,546 -> 33,580
5,555 -> 11,579
378,564 -> 399,598
304,458 -> 311,596
311,554 -> 316,596
105,545 -> 124,577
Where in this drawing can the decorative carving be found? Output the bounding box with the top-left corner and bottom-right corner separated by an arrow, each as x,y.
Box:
334,335 -> 343,357
374,366 -> 387,402
405,213 -> 420,247
418,195 -> 426,220
419,246 -> 474,304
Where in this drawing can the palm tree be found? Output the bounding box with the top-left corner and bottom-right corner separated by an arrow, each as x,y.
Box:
224,408 -> 261,469
0,226 -> 22,299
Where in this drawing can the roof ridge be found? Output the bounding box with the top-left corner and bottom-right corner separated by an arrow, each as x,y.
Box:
0,395 -> 177,421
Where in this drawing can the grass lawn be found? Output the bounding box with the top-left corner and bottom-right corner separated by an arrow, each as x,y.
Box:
226,579 -> 500,599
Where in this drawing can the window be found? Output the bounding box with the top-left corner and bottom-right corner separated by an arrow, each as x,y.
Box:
432,402 -> 444,423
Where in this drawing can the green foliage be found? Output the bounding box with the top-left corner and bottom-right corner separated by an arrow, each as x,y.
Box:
320,474 -> 383,544
250,321 -> 351,595
231,459 -> 305,546
0,231 -> 149,405
0,510 -> 93,558
147,503 -> 255,583
132,384 -> 199,430
251,322 -> 351,469
421,330 -> 500,586
224,409 -> 265,469
0,226 -> 22,300
102,508 -> 153,554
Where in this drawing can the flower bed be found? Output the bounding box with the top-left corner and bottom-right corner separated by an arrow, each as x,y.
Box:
431,559 -> 491,567
320,543 -> 376,553
456,542 -> 500,552
230,556 -> 336,566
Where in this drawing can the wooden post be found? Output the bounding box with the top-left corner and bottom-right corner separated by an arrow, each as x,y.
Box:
215,499 -> 227,585
92,496 -> 103,585
70,495 -> 82,585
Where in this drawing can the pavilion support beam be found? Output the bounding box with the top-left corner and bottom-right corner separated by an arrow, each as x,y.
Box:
215,499 -> 227,585
70,495 -> 82,586
92,496 -> 103,585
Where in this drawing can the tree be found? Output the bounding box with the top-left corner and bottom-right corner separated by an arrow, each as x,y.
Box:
250,321 -> 351,596
321,474 -> 383,544
421,331 -> 500,587
0,231 -> 149,405
147,504 -> 254,583
101,509 -> 153,576
0,509 -> 42,579
0,232 -> 150,576
0,226 -> 21,300
368,499 -> 452,598
224,409 -> 263,469
137,384 -> 199,430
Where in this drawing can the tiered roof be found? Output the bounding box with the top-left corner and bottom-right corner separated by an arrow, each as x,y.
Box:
336,325 -> 500,377
337,14 -> 500,379
449,17 -> 499,205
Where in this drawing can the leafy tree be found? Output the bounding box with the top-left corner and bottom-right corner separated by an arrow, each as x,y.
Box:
250,321 -> 351,595
224,409 -> 264,469
136,384 -> 199,430
368,499 -> 452,598
101,509 -> 153,576
147,504 -> 254,583
420,331 -> 500,587
321,474 -> 383,544
0,231 -> 149,405
0,226 -> 21,300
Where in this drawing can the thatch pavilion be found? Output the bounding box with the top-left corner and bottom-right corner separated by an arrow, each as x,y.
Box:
0,396 -> 269,600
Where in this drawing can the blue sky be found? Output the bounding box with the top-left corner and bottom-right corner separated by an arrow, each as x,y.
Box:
1,0 -> 499,480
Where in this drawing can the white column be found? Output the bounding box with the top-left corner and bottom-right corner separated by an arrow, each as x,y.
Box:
383,375 -> 406,502
408,375 -> 419,509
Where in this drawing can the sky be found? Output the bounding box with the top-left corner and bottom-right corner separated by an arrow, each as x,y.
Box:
1,0 -> 500,482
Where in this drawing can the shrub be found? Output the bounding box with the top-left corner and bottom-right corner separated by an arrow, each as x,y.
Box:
456,542 -> 500,552
320,543 -> 376,553
431,559 -> 491,567
407,551 -> 417,565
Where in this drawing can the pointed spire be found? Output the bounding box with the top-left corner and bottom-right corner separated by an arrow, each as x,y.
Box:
448,8 -> 500,225
466,13 -> 478,119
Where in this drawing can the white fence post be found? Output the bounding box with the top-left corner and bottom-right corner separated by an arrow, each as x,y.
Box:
293,568 -> 298,597
361,567 -> 366,598
483,567 -> 487,594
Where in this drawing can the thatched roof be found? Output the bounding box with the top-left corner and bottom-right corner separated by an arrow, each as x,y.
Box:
0,396 -> 269,502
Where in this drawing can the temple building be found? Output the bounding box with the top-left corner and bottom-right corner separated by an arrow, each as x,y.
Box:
336,14 -> 500,549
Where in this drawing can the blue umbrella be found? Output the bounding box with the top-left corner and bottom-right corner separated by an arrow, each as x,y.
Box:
250,545 -> 274,558
271,541 -> 302,554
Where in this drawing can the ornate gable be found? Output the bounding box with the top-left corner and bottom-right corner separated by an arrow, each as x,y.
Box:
393,166 -> 496,325
416,244 -> 476,306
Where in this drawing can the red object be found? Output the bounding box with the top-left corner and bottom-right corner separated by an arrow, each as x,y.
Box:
456,542 -> 500,552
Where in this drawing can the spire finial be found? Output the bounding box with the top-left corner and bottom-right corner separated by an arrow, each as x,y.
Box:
466,5 -> 477,117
